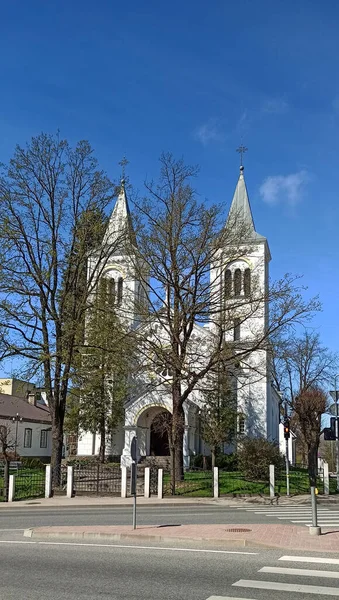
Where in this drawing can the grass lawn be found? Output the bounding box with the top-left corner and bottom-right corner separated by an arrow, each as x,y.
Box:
163,468 -> 333,497
0,468 -> 45,501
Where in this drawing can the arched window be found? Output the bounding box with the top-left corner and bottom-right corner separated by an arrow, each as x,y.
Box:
244,268 -> 251,297
224,269 -> 232,298
107,278 -> 115,304
117,277 -> 123,305
234,269 -> 242,296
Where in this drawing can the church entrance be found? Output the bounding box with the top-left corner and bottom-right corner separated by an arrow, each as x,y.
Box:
150,411 -> 170,456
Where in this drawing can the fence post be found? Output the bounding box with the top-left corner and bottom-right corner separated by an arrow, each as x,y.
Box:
213,467 -> 219,499
66,465 -> 74,499
121,466 -> 127,498
45,464 -> 52,498
323,461 -> 330,495
269,464 -> 275,499
144,467 -> 150,498
8,474 -> 15,502
157,468 -> 163,499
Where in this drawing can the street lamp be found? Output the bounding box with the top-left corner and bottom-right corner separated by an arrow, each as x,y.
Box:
11,413 -> 22,458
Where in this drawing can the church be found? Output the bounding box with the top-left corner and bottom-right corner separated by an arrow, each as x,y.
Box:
77,164 -> 280,466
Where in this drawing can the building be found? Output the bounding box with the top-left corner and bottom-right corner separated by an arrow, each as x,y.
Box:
77,165 -> 280,465
279,422 -> 297,466
0,392 -> 51,461
0,378 -> 36,399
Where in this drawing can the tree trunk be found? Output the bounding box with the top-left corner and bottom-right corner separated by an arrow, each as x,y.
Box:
211,448 -> 216,470
172,402 -> 184,482
3,458 -> 9,502
308,445 -> 318,488
51,418 -> 64,487
99,417 -> 106,464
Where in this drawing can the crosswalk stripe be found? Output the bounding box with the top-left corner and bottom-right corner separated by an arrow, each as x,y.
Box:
304,523 -> 339,527
233,579 -> 339,595
292,519 -> 339,523
280,556 -> 339,565
260,566 -> 339,579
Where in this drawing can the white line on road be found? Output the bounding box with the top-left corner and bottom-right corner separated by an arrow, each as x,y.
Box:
280,556 -> 339,565
0,539 -> 257,555
233,579 -> 339,595
207,597 -> 256,600
260,566 -> 339,579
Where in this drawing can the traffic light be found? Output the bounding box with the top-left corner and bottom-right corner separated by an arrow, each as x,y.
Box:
283,419 -> 290,440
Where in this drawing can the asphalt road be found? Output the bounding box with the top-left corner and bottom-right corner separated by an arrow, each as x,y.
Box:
1,533 -> 339,600
1,503 -> 339,530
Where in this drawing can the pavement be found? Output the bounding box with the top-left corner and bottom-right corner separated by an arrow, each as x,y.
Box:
1,492 -> 338,508
24,522 -> 339,552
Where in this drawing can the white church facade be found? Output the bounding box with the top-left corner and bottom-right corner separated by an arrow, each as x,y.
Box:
77,166 -> 280,466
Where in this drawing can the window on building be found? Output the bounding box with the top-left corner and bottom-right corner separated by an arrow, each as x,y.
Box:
40,430 -> 48,449
238,415 -> 245,435
108,278 -> 115,303
24,428 -> 32,448
233,318 -> 241,341
224,269 -> 232,298
244,268 -> 251,296
117,277 -> 123,305
234,269 -> 242,296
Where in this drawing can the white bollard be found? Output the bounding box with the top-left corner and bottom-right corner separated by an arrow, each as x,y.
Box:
144,467 -> 150,498
66,465 -> 74,499
45,464 -> 52,498
8,474 -> 15,502
213,467 -> 219,499
157,469 -> 163,499
323,462 -> 330,495
121,466 -> 127,498
269,464 -> 275,499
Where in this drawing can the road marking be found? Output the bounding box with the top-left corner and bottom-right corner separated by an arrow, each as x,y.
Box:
233,579 -> 339,595
206,597 -> 256,600
303,524 -> 339,527
292,519 -> 339,523
0,539 -> 257,555
260,566 -> 339,579
280,556 -> 339,565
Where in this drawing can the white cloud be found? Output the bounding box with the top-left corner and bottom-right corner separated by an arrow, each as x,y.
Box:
259,171 -> 309,207
194,118 -> 224,145
261,97 -> 289,115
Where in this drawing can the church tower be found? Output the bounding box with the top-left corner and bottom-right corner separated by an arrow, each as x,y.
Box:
210,165 -> 278,441
88,178 -> 147,330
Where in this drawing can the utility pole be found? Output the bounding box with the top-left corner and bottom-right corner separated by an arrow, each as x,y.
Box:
335,375 -> 339,492
11,413 -> 22,457
283,403 -> 290,497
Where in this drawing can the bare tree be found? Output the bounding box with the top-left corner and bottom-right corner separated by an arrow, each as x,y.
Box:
131,154 -> 320,483
272,330 -> 338,399
0,133 -> 124,480
293,387 -> 328,486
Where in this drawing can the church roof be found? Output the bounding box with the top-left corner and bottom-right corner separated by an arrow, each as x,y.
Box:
225,166 -> 266,243
103,179 -> 137,249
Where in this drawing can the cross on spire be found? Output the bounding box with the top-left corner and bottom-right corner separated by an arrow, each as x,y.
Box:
118,156 -> 129,182
236,144 -> 248,169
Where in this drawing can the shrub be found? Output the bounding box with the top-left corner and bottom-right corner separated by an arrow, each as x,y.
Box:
190,454 -> 212,469
21,457 -> 44,469
238,438 -> 284,481
216,453 -> 238,471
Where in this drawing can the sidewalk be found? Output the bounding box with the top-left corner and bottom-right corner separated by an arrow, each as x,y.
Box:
24,523 -> 339,552
1,493 -> 338,509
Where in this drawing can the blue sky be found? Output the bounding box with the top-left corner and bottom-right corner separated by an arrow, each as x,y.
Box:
1,0 -> 338,356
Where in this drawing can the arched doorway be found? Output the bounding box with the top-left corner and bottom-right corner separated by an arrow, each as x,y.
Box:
150,411 -> 170,456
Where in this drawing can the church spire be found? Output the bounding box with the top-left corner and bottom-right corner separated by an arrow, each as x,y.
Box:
103,177 -> 137,249
225,164 -> 265,242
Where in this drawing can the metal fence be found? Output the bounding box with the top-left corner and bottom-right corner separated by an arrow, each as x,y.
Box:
72,464 -> 122,496
219,470 -> 270,496
52,464 -> 68,495
14,469 -> 45,501
163,468 -> 213,497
